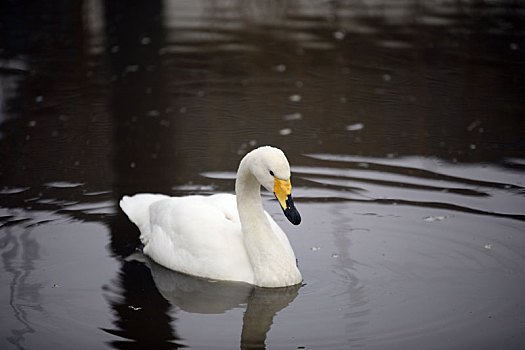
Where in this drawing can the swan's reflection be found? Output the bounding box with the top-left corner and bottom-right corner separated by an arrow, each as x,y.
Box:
140,254 -> 301,348
102,259 -> 183,350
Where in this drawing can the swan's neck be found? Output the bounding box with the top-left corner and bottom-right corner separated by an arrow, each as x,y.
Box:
235,157 -> 300,287
235,160 -> 266,230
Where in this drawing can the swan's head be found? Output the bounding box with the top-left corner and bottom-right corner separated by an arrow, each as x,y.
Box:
248,146 -> 301,225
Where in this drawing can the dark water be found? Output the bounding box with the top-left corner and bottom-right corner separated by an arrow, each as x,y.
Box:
1,0 -> 524,349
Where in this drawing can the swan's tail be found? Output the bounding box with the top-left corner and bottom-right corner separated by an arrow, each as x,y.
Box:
119,193 -> 167,232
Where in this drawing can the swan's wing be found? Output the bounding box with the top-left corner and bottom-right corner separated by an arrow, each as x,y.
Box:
139,193 -> 254,283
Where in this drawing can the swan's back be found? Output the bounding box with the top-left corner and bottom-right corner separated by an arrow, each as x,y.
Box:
120,193 -> 169,232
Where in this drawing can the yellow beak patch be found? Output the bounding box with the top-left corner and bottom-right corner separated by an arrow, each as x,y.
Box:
274,177 -> 292,210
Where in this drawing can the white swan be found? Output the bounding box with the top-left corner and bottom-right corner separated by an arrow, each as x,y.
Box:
120,146 -> 302,288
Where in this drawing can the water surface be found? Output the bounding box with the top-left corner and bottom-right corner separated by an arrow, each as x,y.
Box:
1,0 -> 524,349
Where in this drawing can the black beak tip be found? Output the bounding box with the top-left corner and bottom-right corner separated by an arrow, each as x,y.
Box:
277,194 -> 301,225
284,207 -> 301,225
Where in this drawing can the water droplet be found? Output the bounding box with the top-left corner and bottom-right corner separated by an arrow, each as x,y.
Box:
35,96 -> 43,103
124,64 -> 139,73
289,94 -> 302,102
141,37 -> 151,45
331,253 -> 340,258
467,119 -> 481,131
470,144 -> 476,150
333,30 -> 346,40
510,42 -> 518,50
346,123 -> 364,131
484,244 -> 492,250
28,120 -> 37,127
275,64 -> 286,72
424,216 -> 446,222
279,128 -> 292,136
130,162 -> 136,169
311,246 -> 321,251
382,74 -> 391,82
283,113 -> 302,121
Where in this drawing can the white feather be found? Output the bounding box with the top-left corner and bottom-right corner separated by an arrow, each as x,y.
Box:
120,146 -> 302,288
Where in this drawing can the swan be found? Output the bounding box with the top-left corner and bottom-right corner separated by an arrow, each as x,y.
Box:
120,146 -> 302,288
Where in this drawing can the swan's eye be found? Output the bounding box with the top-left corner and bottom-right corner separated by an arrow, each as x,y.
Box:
269,170 -> 274,176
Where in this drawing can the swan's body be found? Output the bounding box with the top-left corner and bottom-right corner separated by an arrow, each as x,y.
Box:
120,146 -> 302,288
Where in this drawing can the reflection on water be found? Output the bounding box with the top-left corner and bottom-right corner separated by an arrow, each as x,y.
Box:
1,0 -> 525,349
101,261 -> 182,350
101,254 -> 300,349
133,255 -> 299,348
1,224 -> 41,349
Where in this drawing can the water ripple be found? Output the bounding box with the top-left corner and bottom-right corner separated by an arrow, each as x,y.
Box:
296,154 -> 525,221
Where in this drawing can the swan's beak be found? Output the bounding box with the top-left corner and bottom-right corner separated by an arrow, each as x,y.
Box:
274,178 -> 301,225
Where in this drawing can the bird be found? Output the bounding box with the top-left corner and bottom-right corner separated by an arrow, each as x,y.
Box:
120,146 -> 302,288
